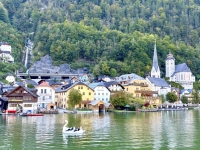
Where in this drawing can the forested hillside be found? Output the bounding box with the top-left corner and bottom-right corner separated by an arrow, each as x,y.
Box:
1,0 -> 200,79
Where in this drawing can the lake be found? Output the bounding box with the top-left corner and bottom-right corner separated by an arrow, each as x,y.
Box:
0,110 -> 200,150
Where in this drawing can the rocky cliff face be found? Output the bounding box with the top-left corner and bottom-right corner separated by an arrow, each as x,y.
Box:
28,55 -> 88,74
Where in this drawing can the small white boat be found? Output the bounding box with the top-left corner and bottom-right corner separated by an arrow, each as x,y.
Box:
62,120 -> 85,134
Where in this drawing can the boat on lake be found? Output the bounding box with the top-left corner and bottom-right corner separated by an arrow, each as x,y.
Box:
62,120 -> 85,134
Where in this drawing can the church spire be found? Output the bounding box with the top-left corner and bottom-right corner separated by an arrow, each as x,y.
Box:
151,39 -> 160,78
153,39 -> 159,71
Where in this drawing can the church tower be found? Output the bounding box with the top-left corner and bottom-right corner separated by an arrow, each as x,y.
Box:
151,40 -> 160,78
165,52 -> 175,77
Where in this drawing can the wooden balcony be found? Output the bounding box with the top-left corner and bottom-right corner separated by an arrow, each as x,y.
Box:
135,90 -> 158,96
135,90 -> 158,94
129,82 -> 149,87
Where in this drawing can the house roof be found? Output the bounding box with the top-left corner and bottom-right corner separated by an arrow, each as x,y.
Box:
147,77 -> 170,87
0,97 -> 8,101
88,83 -> 99,89
175,63 -> 191,73
56,82 -> 94,93
36,81 -> 55,90
6,85 -> 38,97
103,81 -> 124,89
104,102 -> 114,108
180,89 -> 193,94
89,100 -> 103,106
24,79 -> 38,86
117,73 -> 144,82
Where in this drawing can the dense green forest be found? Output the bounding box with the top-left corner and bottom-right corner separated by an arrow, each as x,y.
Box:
1,0 -> 200,79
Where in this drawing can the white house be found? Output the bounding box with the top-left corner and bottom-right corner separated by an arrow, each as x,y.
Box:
165,53 -> 195,89
88,82 -> 110,102
0,42 -> 14,63
36,81 -> 55,109
6,74 -> 15,83
0,42 -> 11,53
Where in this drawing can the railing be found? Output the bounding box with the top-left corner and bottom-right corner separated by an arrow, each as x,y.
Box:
135,90 -> 158,94
129,82 -> 149,87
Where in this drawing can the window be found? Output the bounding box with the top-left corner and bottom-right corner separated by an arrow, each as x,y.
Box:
89,92 -> 91,95
81,86 -> 83,89
42,96 -> 45,100
78,86 -> 80,89
10,104 -> 17,107
83,92 -> 85,95
102,93 -> 104,95
24,104 -> 32,107
127,88 -> 128,91
49,96 -> 52,99
94,93 -> 96,95
41,89 -> 43,93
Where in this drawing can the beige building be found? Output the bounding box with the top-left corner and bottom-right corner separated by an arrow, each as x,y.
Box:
119,74 -> 161,107
55,82 -> 94,109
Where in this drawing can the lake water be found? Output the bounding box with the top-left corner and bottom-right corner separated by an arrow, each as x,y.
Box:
0,110 -> 200,150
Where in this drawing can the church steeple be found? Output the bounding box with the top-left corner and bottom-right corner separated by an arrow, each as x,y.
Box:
151,40 -> 160,78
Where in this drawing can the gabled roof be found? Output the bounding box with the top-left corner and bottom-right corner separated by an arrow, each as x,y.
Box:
15,82 -> 25,87
88,83 -> 99,89
180,89 -> 193,94
175,63 -> 191,73
103,81 -> 124,89
6,85 -> 38,97
24,79 -> 38,86
46,79 -> 62,86
147,77 -> 169,87
117,73 -> 144,82
89,100 -> 104,106
36,81 -> 55,90
56,82 -> 94,93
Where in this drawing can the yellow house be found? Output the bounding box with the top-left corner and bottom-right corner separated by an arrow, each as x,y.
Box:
123,78 -> 161,107
55,82 -> 94,109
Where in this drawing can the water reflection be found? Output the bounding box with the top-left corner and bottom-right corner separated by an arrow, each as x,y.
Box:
0,111 -> 200,149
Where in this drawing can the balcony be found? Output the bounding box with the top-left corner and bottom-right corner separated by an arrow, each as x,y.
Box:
135,90 -> 158,96
129,82 -> 149,87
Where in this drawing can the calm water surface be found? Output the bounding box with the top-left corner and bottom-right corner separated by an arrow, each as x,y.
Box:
0,110 -> 200,150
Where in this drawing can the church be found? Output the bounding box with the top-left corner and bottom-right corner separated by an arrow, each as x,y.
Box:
146,41 -> 171,97
147,40 -> 195,90
165,52 -> 195,89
